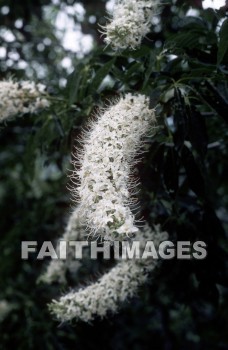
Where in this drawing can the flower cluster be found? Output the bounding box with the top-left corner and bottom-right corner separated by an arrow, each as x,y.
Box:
73,93 -> 156,241
36,92 -> 166,324
49,225 -> 168,323
102,0 -> 159,50
0,79 -> 49,122
39,208 -> 86,285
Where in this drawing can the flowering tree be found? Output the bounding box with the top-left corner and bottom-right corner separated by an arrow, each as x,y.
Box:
0,0 -> 227,349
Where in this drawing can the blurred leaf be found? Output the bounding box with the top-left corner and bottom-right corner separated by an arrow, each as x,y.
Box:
181,145 -> 205,198
197,81 -> 228,123
217,19 -> 228,65
173,88 -> 189,149
178,16 -> 207,30
188,107 -> 208,158
67,63 -> 84,105
89,58 -> 115,94
125,62 -> 142,80
168,30 -> 205,49
142,52 -> 157,90
163,147 -> 179,197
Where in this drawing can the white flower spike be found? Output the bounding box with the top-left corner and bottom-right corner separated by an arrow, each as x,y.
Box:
73,93 -> 157,241
49,225 -> 168,323
0,79 -> 49,122
38,208 -> 86,285
102,0 -> 159,50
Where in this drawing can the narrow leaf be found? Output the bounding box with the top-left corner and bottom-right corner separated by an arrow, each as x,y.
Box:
217,19 -> 228,65
89,58 -> 115,93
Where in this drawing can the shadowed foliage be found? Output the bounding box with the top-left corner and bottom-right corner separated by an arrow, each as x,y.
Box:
0,0 -> 227,349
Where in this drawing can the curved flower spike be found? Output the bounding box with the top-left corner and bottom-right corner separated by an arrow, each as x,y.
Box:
49,225 -> 168,323
73,93 -> 157,241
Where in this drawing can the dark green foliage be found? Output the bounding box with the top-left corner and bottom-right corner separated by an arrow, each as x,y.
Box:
0,0 -> 227,349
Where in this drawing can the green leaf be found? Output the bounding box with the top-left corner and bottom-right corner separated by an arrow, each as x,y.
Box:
142,52 -> 156,90
181,145 -> 205,198
163,147 -> 179,197
125,62 -> 142,80
89,58 -> 115,93
217,19 -> 228,65
119,45 -> 151,59
67,63 -> 84,105
168,30 -> 205,49
178,16 -> 207,30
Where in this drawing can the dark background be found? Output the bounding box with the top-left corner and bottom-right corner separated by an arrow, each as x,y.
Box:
0,0 -> 227,349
